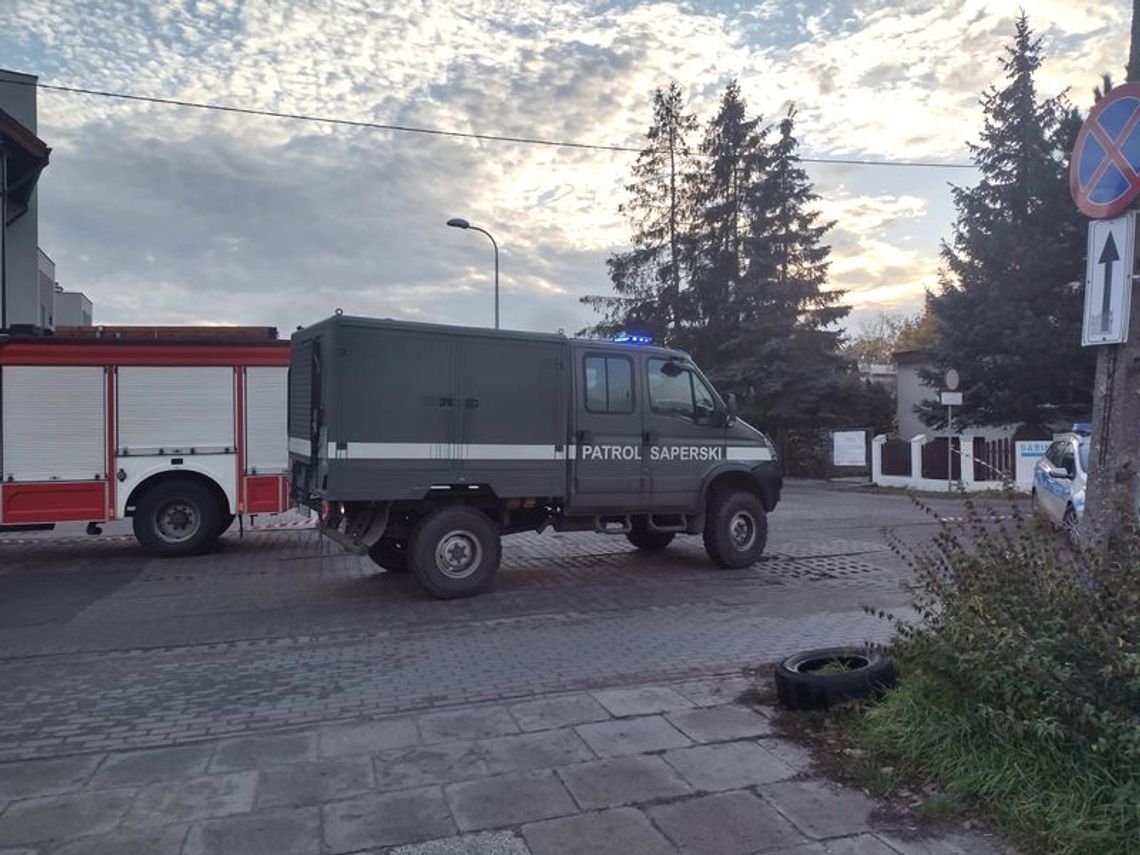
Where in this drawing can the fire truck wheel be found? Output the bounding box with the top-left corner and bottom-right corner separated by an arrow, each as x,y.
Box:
217,514 -> 236,536
409,506 -> 501,598
368,538 -> 410,573
133,479 -> 222,557
703,490 -> 768,568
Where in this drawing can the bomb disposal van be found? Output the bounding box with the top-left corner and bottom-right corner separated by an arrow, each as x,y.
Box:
288,315 -> 782,598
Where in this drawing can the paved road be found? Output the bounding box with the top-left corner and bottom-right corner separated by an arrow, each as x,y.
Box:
0,482 -> 1016,761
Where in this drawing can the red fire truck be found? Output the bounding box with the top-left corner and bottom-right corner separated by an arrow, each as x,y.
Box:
0,326 -> 291,554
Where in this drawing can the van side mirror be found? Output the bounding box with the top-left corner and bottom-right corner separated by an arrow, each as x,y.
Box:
722,392 -> 738,427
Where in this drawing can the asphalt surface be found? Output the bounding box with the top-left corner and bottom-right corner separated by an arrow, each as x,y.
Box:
0,481 -> 1022,761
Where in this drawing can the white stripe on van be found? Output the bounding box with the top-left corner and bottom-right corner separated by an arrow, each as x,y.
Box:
326,442 -> 565,461
727,446 -> 773,461
288,436 -> 311,457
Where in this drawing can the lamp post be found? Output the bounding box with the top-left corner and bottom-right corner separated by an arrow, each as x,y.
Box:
446,217 -> 499,329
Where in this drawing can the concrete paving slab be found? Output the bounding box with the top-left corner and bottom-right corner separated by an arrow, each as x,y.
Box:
480,728 -> 594,775
523,806 -> 676,855
0,754 -> 103,801
875,831 -> 1015,855
446,770 -> 577,832
509,694 -> 610,732
389,830 -> 531,855
319,717 -> 420,758
89,743 -> 213,787
758,780 -> 875,839
373,740 -> 491,791
647,790 -> 807,855
593,686 -> 694,717
663,741 -> 796,791
665,705 -> 774,742
757,739 -> 815,773
49,824 -> 189,855
124,771 -> 257,827
823,834 -> 899,855
322,786 -> 455,852
575,715 -> 691,758
207,731 -> 317,773
419,706 -> 520,743
673,676 -> 753,708
556,754 -> 691,810
255,756 -> 374,808
183,806 -> 320,855
0,787 -> 136,846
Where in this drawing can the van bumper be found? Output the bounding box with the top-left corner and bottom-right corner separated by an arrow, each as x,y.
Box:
752,461 -> 783,511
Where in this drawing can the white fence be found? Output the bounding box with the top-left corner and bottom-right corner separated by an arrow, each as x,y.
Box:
871,433 -> 1047,492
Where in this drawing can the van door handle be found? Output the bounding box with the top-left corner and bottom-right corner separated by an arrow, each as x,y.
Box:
438,397 -> 455,408
464,398 -> 480,409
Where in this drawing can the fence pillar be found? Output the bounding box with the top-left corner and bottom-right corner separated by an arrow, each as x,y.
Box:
910,434 -> 926,486
959,433 -> 977,488
871,434 -> 887,485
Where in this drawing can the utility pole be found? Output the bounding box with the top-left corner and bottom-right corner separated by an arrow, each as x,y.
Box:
1081,0 -> 1140,560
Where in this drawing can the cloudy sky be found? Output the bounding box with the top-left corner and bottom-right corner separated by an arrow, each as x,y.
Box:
0,0 -> 1129,338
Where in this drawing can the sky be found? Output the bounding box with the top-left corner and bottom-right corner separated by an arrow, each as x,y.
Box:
0,0 -> 1130,339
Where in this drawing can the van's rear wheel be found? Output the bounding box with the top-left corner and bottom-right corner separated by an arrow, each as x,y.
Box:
409,506 -> 501,598
133,479 -> 222,557
703,490 -> 767,568
368,538 -> 410,573
626,524 -> 675,551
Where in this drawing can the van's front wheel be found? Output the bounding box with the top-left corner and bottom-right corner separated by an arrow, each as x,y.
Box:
409,506 -> 501,598
703,490 -> 767,568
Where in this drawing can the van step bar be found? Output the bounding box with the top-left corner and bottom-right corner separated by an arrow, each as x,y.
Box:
594,515 -> 632,534
646,514 -> 688,533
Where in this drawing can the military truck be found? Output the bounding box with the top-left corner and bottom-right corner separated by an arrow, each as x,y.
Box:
288,314 -> 782,598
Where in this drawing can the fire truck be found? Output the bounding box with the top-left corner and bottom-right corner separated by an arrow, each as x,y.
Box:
0,326 -> 291,554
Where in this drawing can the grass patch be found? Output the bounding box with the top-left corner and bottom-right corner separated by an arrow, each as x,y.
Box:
851,668 -> 1139,855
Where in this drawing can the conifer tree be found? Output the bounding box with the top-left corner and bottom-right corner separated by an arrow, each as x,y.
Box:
921,15 -> 1091,431
580,83 -> 697,341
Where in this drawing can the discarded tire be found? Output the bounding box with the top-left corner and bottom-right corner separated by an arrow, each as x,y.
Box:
775,647 -> 897,710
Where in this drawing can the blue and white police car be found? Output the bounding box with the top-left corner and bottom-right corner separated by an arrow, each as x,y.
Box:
1031,427 -> 1091,533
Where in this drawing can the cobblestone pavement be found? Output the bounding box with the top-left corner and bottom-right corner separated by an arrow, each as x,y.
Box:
0,482 -> 1015,767
0,676 -> 1014,855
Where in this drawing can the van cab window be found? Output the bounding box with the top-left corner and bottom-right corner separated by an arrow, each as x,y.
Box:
648,358 -> 716,424
584,355 -> 633,413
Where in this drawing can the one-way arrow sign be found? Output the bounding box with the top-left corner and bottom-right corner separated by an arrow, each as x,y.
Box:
1083,213 -> 1136,346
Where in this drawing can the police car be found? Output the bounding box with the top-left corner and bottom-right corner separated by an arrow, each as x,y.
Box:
1031,427 -> 1091,534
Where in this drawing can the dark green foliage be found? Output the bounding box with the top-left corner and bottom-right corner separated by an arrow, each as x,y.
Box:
581,82 -> 697,342
922,15 -> 1093,431
862,499 -> 1140,853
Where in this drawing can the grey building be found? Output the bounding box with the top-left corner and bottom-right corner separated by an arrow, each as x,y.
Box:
54,286 -> 93,327
1,68 -> 51,332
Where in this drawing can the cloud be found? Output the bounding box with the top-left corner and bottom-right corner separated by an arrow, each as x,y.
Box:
0,0 -> 1123,339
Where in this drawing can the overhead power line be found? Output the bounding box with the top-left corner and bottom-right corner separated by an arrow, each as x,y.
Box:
31,80 -> 977,170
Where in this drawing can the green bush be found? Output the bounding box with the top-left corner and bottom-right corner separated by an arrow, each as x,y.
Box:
868,498 -> 1140,854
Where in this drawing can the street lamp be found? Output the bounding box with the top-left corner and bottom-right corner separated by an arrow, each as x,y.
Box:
446,217 -> 499,329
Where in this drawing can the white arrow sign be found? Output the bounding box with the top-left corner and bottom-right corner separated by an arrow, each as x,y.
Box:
1083,212 -> 1136,346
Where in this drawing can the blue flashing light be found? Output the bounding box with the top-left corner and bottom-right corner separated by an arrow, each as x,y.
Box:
613,333 -> 654,345
1072,421 -> 1092,435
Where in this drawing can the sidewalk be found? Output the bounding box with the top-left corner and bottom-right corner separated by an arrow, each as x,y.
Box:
0,674 -> 1011,855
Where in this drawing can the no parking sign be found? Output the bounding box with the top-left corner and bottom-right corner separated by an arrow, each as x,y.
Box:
1071,82 -> 1140,218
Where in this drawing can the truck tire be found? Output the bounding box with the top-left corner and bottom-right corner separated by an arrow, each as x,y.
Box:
133,479 -> 222,557
217,513 -> 236,537
775,647 -> 896,710
368,538 -> 410,573
409,506 -> 501,598
626,526 -> 675,551
703,490 -> 767,568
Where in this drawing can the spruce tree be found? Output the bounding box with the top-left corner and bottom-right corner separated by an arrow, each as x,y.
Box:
580,83 -> 697,342
922,15 -> 1091,431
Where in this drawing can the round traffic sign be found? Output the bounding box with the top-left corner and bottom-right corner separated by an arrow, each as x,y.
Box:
1071,82 -> 1140,219
944,369 -> 959,391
